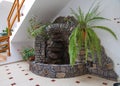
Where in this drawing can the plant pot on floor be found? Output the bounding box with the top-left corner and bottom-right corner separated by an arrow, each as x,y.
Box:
29,56 -> 35,61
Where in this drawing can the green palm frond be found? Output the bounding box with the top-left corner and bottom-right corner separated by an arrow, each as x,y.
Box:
78,7 -> 84,22
91,26 -> 117,39
69,28 -> 78,65
85,3 -> 100,22
87,17 -> 109,23
87,28 -> 101,64
69,2 -> 117,65
70,8 -> 80,21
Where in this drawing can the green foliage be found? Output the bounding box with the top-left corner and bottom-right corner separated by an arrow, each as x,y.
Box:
0,27 -> 13,36
21,48 -> 35,61
2,27 -> 8,35
30,25 -> 47,37
27,17 -> 39,37
69,3 -> 117,65
27,17 -> 48,38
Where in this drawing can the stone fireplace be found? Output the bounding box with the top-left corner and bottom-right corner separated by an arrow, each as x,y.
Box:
29,16 -> 118,81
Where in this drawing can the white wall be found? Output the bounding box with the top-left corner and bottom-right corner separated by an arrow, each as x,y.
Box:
0,42 -> 34,65
10,0 -> 36,43
0,0 -> 36,65
0,0 -> 71,65
54,0 -> 120,80
11,0 -> 71,43
0,1 -> 12,33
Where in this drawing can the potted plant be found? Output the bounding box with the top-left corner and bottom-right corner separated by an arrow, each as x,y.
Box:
21,48 -> 35,61
0,27 -> 13,36
27,17 -> 47,38
69,3 -> 117,65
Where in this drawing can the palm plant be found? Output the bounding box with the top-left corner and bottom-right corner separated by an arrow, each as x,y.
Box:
69,3 -> 117,65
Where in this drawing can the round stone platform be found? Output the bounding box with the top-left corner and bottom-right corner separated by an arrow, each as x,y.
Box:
29,61 -> 87,78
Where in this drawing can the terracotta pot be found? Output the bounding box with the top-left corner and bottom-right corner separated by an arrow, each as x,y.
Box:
29,56 -> 35,61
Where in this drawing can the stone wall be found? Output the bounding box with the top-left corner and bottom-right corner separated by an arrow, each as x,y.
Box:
87,47 -> 118,81
35,35 -> 46,63
30,16 -> 118,81
30,62 -> 87,78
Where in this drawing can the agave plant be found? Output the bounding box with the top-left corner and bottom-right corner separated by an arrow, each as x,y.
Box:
69,3 -> 117,65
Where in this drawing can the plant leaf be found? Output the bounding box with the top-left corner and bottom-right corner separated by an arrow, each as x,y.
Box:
92,26 -> 117,39
87,17 -> 109,23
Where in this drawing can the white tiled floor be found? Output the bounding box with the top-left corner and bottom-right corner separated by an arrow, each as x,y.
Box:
0,61 -> 116,86
0,42 -> 33,65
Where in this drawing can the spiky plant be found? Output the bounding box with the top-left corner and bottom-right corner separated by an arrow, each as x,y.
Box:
69,3 -> 117,65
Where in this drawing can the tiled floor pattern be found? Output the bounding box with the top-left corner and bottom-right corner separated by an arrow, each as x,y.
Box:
0,61 -> 116,86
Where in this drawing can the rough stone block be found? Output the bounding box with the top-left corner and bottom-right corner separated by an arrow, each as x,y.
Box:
56,73 -> 65,78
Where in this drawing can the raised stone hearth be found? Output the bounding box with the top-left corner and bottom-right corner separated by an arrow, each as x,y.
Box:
29,62 -> 87,78
30,16 -> 118,81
